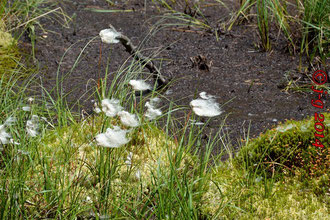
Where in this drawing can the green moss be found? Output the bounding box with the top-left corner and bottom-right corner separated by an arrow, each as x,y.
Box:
0,31 -> 14,48
26,115 -> 196,215
237,176 -> 329,219
201,161 -> 329,219
198,114 -> 329,217
235,113 -> 329,180
0,25 -> 20,77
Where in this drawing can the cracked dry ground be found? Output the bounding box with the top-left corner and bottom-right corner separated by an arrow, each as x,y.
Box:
23,0 -> 328,150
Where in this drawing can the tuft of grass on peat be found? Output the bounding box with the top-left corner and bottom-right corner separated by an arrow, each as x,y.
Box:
230,0 -> 329,62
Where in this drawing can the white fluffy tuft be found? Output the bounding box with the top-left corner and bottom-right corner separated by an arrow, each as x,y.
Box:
129,80 -> 151,91
118,111 -> 140,127
0,124 -> 11,144
26,115 -> 39,137
99,28 -> 121,44
144,101 -> 162,120
22,106 -> 31,112
101,98 -> 123,117
199,91 -> 215,100
190,92 -> 222,117
95,126 -> 130,148
4,117 -> 16,126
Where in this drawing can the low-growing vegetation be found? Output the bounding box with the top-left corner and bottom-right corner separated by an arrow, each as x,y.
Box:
0,0 -> 329,219
1,70 -> 328,218
0,20 -> 20,77
236,114 -> 329,180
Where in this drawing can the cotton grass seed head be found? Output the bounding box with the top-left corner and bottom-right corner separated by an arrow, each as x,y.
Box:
144,101 -> 162,120
27,97 -> 34,103
26,115 -> 39,137
94,107 -> 102,114
190,92 -> 222,117
150,97 -> 161,106
125,151 -> 133,167
99,28 -> 121,44
199,91 -> 215,100
10,139 -> 20,145
189,119 -> 204,126
22,106 -> 31,112
4,117 -> 16,126
118,111 -> 140,127
135,169 -> 141,180
128,79 -> 151,91
190,99 -> 222,117
0,124 -> 11,144
95,126 -> 130,148
93,102 -> 102,114
101,98 -> 123,117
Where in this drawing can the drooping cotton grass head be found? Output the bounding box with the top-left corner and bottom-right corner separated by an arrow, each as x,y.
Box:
125,151 -> 133,167
149,97 -> 161,106
199,91 -> 215,100
95,126 -> 130,148
135,169 -> 141,180
99,28 -> 121,44
128,79 -> 151,91
27,97 -> 34,103
0,117 -> 17,145
190,92 -> 222,117
22,106 -> 31,112
93,101 -> 102,114
101,98 -> 123,117
94,107 -> 102,114
144,101 -> 162,120
10,139 -> 20,145
118,111 -> 140,127
4,117 -> 16,126
26,115 -> 39,137
0,124 -> 11,144
189,119 -> 204,126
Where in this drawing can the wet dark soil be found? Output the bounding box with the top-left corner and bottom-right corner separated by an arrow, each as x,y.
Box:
23,0 -> 328,150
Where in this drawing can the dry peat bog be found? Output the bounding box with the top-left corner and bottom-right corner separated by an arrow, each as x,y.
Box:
32,0 -> 322,150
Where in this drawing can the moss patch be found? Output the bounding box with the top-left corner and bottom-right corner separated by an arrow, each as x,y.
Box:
235,113 -> 329,179
200,114 -> 329,218
202,163 -> 329,219
24,115 -> 195,216
0,21 -> 20,77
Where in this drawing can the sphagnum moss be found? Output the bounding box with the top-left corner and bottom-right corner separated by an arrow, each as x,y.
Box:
200,159 -> 329,219
25,115 -> 194,216
235,112 -> 330,179
0,23 -> 20,76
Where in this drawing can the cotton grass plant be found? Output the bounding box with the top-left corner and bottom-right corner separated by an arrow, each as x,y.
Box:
0,21 -> 234,218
